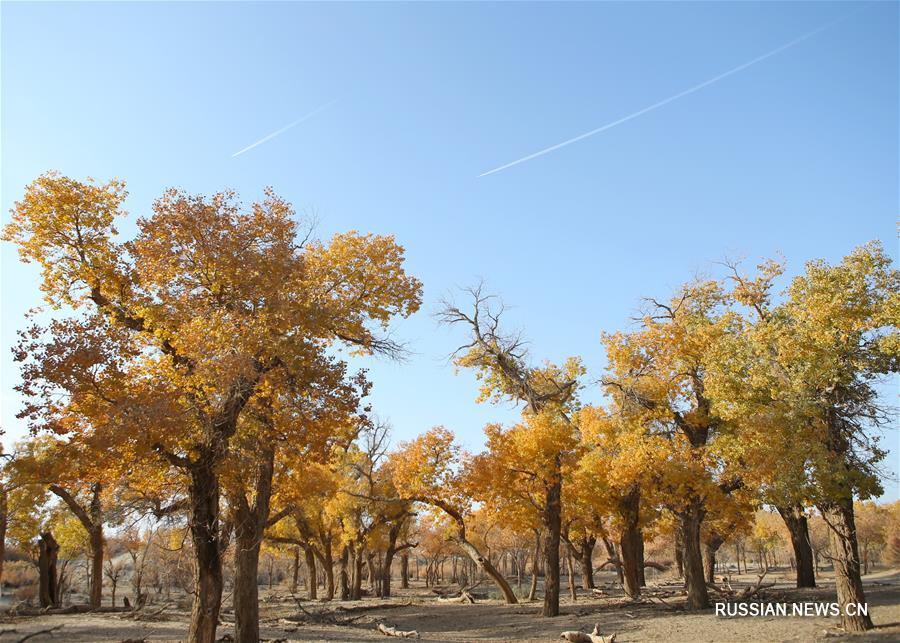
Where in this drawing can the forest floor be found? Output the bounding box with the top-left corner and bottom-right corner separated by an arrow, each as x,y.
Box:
0,567 -> 898,642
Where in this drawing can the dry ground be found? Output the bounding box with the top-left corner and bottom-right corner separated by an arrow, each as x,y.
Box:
1,568 -> 898,642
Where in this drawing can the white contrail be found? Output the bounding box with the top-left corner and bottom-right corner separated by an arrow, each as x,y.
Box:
478,13 -> 854,177
231,99 -> 338,158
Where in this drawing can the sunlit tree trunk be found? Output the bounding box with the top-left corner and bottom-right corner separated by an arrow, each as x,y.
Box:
821,497 -> 873,632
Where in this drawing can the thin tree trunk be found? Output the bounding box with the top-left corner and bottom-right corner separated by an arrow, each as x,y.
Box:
777,505 -> 816,588
529,530 -> 540,601
674,523 -> 685,579
566,551 -> 577,600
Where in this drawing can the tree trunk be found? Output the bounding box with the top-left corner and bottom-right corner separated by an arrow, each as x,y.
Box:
323,545 -> 335,600
187,462 -> 225,643
820,498 -> 873,631
542,475 -> 562,617
618,485 -> 642,599
529,530 -> 540,601
566,551 -> 577,601
703,532 -> 725,584
777,505 -> 816,588
233,537 -> 260,642
674,523 -> 685,579
400,553 -> 409,589
601,537 -> 624,585
231,445 -> 275,643
579,538 -> 596,590
38,532 -> 60,608
637,531 -> 646,587
48,482 -> 105,608
339,548 -> 350,600
678,504 -> 710,610
89,527 -> 104,609
305,548 -> 317,600
291,547 -> 299,594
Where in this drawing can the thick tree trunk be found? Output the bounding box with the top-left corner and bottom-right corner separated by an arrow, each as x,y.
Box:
678,504 -> 710,610
351,548 -> 364,600
339,548 -> 350,600
542,475 -> 562,617
820,498 -> 873,631
231,446 -> 275,643
187,462 -> 225,643
579,539 -> 596,590
38,532 -> 60,608
305,548 -> 317,600
777,505 -> 816,588
89,528 -> 104,609
400,553 -> 409,589
322,544 -> 335,600
233,536 -> 260,643
618,485 -> 642,599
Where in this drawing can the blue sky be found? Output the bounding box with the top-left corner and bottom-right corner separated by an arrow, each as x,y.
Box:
1,1 -> 897,498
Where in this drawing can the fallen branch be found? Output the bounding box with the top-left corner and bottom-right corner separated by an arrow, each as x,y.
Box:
376,622 -> 419,638
16,625 -> 64,643
124,602 -> 173,621
437,590 -> 475,604
738,572 -> 775,600
560,623 -> 617,643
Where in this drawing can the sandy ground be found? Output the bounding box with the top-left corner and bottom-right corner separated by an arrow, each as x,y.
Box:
1,568 -> 898,642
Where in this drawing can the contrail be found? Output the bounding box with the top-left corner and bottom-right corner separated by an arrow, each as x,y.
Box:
478,13 -> 855,177
231,99 -> 338,158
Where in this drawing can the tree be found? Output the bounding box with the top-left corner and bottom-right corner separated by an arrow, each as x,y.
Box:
438,284 -> 582,616
714,242 -> 896,631
3,173 -> 421,642
602,280 -> 743,609
576,404 -> 668,598
391,427 -> 519,603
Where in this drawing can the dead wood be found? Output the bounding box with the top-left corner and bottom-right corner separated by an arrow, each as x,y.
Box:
560,623 -> 617,643
738,572 -> 775,600
437,590 -> 476,604
376,622 -> 420,638
15,625 -> 64,642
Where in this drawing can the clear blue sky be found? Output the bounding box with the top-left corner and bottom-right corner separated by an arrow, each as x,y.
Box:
2,2 -> 897,498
